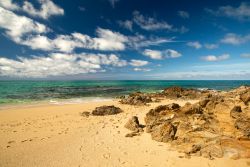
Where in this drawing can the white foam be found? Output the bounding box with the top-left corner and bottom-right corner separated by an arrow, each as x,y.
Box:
49,97 -> 113,105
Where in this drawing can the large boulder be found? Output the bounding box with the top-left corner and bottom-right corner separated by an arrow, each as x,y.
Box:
92,105 -> 123,116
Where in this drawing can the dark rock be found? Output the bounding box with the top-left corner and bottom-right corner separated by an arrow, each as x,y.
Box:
230,106 -> 242,119
92,105 -> 123,116
120,92 -> 152,105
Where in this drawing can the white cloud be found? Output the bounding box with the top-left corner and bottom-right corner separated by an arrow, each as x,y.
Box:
187,41 -> 202,49
201,54 -> 230,62
204,43 -> 219,49
0,0 -> 64,19
143,49 -> 182,59
22,28 -> 129,52
0,7 -> 49,42
165,49 -> 182,58
128,34 -> 175,49
143,49 -> 163,59
0,53 -> 127,78
220,33 -> 250,45
133,11 -> 173,31
0,9 -> 128,52
178,11 -> 189,19
207,2 -> 250,21
109,0 -> 119,8
241,53 -> 250,58
0,6 -> 176,53
129,59 -> 149,67
133,68 -> 151,72
0,0 -> 19,10
118,20 -> 133,31
22,0 -> 64,19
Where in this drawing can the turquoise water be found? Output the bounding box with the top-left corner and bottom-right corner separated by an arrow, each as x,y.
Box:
0,80 -> 249,105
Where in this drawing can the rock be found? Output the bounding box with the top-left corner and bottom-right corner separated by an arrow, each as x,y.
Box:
120,92 -> 152,105
230,106 -> 242,119
235,117 -> 250,138
80,111 -> 90,117
200,144 -> 223,159
150,122 -> 177,143
240,91 -> 250,105
163,86 -> 184,98
180,102 -> 203,115
92,105 -> 123,116
125,132 -> 140,137
162,86 -> 205,99
199,98 -> 210,108
185,144 -> 202,154
145,103 -> 179,133
124,116 -> 143,132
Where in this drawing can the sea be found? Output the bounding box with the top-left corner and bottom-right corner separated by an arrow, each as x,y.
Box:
0,80 -> 249,105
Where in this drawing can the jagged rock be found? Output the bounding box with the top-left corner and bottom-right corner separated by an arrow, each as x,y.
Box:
230,106 -> 242,119
92,105 -> 123,116
150,122 -> 177,142
124,116 -> 143,132
235,117 -> 250,138
80,111 -> 90,117
145,103 -> 178,133
119,92 -> 152,105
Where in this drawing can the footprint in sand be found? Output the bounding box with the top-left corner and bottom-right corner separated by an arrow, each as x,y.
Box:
102,153 -> 111,159
8,140 -> 15,144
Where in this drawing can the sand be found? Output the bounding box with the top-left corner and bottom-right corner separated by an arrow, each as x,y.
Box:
0,99 -> 249,167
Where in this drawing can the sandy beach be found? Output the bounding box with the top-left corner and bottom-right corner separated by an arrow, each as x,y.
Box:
0,98 -> 249,167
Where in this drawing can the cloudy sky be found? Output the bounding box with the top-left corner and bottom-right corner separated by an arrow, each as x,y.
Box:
0,0 -> 250,80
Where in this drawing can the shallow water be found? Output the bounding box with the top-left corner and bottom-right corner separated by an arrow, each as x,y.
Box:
0,80 -> 249,104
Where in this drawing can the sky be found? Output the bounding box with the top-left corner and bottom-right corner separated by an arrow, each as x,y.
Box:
0,0 -> 250,80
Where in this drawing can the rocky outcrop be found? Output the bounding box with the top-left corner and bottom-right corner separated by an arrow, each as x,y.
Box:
142,86 -> 250,159
92,105 -> 123,116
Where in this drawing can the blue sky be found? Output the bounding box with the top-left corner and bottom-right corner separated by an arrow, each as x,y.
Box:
0,0 -> 250,80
